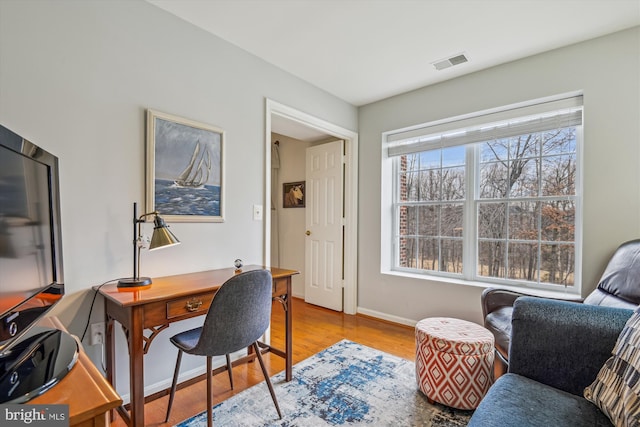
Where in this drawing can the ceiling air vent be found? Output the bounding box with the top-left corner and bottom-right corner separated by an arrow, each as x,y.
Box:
432,53 -> 469,71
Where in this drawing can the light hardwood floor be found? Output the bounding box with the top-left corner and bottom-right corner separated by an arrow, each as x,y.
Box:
110,297 -> 416,427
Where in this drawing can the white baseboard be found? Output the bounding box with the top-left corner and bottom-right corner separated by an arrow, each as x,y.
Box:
118,351 -> 243,405
356,307 -> 417,328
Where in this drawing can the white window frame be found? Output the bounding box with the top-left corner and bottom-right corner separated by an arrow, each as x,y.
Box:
381,94 -> 583,295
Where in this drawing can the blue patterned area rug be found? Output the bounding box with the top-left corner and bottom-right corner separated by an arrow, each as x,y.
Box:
175,339 -> 472,426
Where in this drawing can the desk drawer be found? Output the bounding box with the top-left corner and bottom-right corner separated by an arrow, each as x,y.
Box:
167,294 -> 213,319
273,278 -> 288,296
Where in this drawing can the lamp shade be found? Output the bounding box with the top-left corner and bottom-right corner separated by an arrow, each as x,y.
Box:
149,215 -> 180,250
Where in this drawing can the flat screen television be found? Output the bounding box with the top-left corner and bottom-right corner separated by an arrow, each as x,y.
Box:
0,123 -> 78,403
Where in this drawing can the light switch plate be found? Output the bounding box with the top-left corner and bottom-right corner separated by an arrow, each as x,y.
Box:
253,204 -> 263,221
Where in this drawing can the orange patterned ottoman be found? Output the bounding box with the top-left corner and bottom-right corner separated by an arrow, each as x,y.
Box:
415,317 -> 494,410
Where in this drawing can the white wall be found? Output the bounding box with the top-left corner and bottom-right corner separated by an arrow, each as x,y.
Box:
0,0 -> 356,399
358,27 -> 640,326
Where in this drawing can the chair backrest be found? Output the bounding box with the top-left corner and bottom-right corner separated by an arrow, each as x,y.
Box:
190,269 -> 273,357
584,239 -> 640,309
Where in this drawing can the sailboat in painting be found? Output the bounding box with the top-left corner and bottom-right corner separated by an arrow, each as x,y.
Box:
174,141 -> 211,189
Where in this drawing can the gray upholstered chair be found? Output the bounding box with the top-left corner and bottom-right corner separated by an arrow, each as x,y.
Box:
164,269 -> 282,426
469,297 -> 634,426
482,239 -> 640,367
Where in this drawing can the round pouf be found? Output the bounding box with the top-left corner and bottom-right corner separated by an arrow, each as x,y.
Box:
415,317 -> 494,410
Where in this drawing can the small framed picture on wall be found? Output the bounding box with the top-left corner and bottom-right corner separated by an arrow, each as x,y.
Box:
283,181 -> 305,208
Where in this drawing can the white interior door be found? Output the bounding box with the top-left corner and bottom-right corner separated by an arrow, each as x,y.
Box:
305,140 -> 344,311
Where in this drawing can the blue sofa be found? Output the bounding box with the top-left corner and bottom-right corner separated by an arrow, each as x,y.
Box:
468,297 -> 633,427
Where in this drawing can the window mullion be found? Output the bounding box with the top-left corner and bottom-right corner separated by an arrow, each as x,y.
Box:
463,144 -> 477,280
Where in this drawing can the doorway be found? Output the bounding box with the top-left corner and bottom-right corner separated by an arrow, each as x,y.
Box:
264,99 -> 358,315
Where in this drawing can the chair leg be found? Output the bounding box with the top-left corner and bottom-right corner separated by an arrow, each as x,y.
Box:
206,356 -> 213,427
165,349 -> 183,423
226,354 -> 234,389
252,342 -> 282,419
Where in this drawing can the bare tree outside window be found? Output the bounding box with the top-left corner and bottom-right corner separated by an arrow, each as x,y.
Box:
396,126 -> 577,288
398,147 -> 465,273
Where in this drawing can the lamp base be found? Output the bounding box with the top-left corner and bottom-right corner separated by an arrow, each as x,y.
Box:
117,277 -> 152,288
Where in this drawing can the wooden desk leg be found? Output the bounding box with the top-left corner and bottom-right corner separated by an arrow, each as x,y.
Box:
105,313 -> 116,422
129,306 -> 146,427
285,276 -> 292,382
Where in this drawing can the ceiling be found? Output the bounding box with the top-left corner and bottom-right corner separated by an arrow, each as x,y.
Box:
147,0 -> 640,140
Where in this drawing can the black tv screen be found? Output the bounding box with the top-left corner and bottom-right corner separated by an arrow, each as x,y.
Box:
0,124 -> 65,354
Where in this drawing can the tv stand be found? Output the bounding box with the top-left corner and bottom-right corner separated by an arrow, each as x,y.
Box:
29,317 -> 122,427
0,326 -> 79,403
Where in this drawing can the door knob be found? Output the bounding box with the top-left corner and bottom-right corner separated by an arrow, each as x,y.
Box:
306,230 -> 311,236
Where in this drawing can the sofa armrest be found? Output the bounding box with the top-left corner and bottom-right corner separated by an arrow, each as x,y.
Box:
481,288 -> 527,318
481,287 -> 583,318
509,297 -> 633,396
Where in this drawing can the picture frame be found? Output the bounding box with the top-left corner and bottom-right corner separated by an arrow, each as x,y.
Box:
283,181 -> 305,208
146,109 -> 224,222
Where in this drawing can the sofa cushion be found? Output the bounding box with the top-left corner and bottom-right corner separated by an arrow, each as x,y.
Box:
469,373 -> 612,427
584,306 -> 640,426
510,299 -> 632,396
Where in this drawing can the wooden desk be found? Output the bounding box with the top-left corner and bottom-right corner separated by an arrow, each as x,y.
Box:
31,317 -> 122,427
98,265 -> 298,427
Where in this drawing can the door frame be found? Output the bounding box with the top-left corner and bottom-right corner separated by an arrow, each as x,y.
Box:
264,99 -> 358,315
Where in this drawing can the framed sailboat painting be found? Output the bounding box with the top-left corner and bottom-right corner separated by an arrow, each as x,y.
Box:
146,109 -> 224,222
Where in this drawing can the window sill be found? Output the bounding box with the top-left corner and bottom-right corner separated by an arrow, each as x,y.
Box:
381,269 -> 582,300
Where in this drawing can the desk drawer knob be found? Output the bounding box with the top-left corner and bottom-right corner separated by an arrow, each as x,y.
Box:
185,299 -> 203,312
